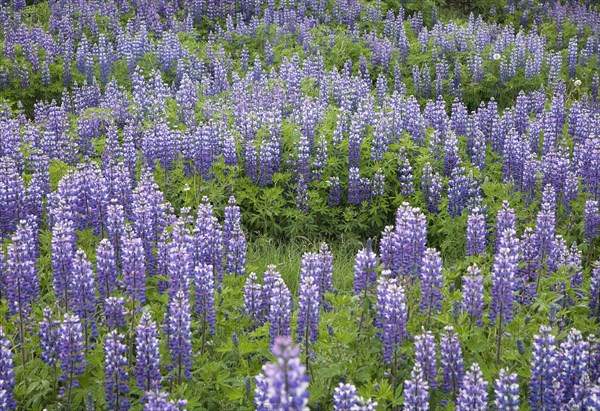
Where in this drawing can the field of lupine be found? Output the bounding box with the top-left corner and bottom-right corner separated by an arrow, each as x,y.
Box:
1,0 -> 600,409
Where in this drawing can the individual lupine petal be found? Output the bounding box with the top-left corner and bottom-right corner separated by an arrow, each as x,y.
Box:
165,290 -> 192,383
193,263 -> 216,336
494,368 -> 519,411
528,325 -> 559,410
244,272 -> 262,325
58,314 -> 87,400
296,276 -> 320,349
419,248 -> 443,317
0,327 -> 15,410
254,337 -> 310,411
39,307 -> 60,366
104,297 -> 128,329
403,363 -> 429,411
354,244 -> 378,301
104,330 -> 129,411
456,363 -> 488,411
462,264 -> 484,326
414,331 -> 437,391
268,277 -> 292,343
440,325 -> 464,394
377,277 -> 408,363
96,239 -> 118,301
557,328 -> 589,404
135,311 -> 162,393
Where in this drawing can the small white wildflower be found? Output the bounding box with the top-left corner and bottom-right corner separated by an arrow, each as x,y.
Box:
183,183 -> 191,192
574,79 -> 582,87
493,53 -> 501,61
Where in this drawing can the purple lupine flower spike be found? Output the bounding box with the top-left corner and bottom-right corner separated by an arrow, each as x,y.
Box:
529,325 -> 558,410
414,331 -> 437,391
456,363 -> 488,411
376,277 -> 408,363
244,272 -> 262,325
0,326 -> 15,410
403,363 -> 429,411
296,275 -> 320,353
494,368 -> 519,410
58,314 -> 87,409
268,277 -> 292,343
462,264 -> 484,326
135,311 -> 162,394
419,248 -> 443,318
104,330 -> 129,411
193,263 -> 216,336
104,297 -> 128,330
39,307 -> 60,366
254,337 -> 310,411
165,290 -> 192,384
440,325 -> 464,394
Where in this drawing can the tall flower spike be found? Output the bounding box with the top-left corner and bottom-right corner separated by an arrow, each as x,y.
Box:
462,264 -> 484,326
71,249 -> 97,349
494,368 -> 519,411
529,325 -> 558,410
254,337 -> 310,411
165,290 -> 192,384
354,246 -> 378,302
489,229 -> 517,327
104,330 -> 129,411
296,275 -> 320,353
52,217 -> 76,311
403,363 -> 429,411
440,325 -> 464,394
135,312 -> 162,393
96,239 -> 118,301
122,228 -> 146,308
590,263 -> 600,321
244,272 -> 263,325
557,328 -> 589,404
377,278 -> 408,364
0,326 -> 15,410
58,314 -> 87,409
333,383 -> 360,410
466,207 -> 487,256
39,307 -> 60,366
193,263 -> 216,337
225,223 -> 246,276
268,277 -> 292,343
456,363 -> 488,411
144,390 -> 187,411
414,331 -> 437,391
419,248 -> 443,318
316,242 -> 334,311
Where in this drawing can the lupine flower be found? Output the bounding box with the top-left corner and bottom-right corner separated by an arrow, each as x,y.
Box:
440,325 -> 464,394
135,312 -> 162,393
316,242 -> 334,311
193,263 -> 216,336
557,328 -> 588,404
529,325 -> 558,410
165,290 -> 192,383
377,277 -> 408,363
254,337 -> 309,411
268,277 -> 292,343
490,229 -> 518,327
71,249 -> 97,347
392,203 -> 427,277
104,330 -> 129,411
244,272 -> 262,325
296,275 -> 320,350
591,263 -> 600,321
354,244 -> 378,301
96,239 -> 118,301
225,223 -> 246,276
494,368 -> 519,410
0,327 -> 15,410
403,363 -> 429,411
462,264 -> 484,326
104,297 -> 128,330
122,229 -> 146,308
420,248 -> 443,317
58,314 -> 87,406
456,363 -> 488,411
333,383 -> 360,410
466,207 -> 487,256
144,390 -> 187,411
52,217 -> 76,311
39,307 -> 60,366
414,331 -> 437,391
261,265 -> 281,324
